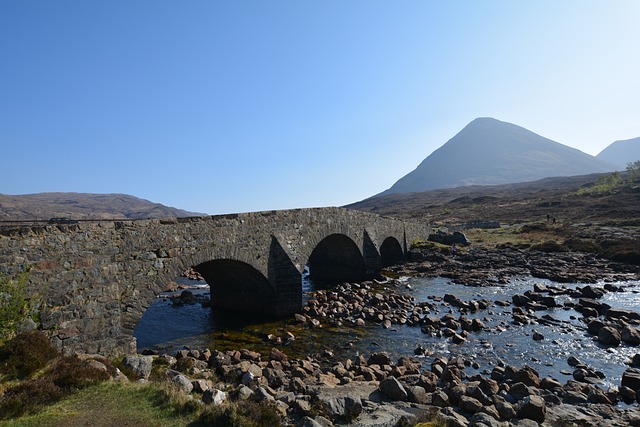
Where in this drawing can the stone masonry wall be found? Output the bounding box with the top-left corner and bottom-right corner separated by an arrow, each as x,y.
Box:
0,207 -> 430,357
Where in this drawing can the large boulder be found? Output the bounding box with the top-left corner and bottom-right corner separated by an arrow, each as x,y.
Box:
367,352 -> 392,366
598,325 -> 622,346
517,395 -> 546,423
622,367 -> 640,392
379,376 -> 408,401
122,355 -> 153,380
622,326 -> 640,345
459,395 -> 483,414
312,382 -> 377,423
428,230 -> 471,246
166,369 -> 193,394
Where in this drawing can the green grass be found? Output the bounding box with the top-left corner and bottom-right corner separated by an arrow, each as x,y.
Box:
0,381 -> 199,427
464,225 -> 535,249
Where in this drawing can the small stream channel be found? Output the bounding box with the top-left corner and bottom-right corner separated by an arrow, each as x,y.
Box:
134,274 -> 640,389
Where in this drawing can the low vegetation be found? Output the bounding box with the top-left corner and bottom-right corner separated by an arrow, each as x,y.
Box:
0,332 -> 112,419
0,331 -> 289,426
576,171 -> 622,195
0,331 -> 58,380
577,162 -> 640,196
0,269 -> 41,342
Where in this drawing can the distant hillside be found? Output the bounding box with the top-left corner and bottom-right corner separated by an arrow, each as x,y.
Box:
596,136 -> 640,170
0,193 -> 205,221
375,117 -> 615,197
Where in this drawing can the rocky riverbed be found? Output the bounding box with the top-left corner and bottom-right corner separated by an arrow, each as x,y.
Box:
127,246 -> 640,426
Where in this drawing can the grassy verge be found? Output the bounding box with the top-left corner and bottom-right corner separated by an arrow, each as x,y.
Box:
462,223 -> 556,249
0,381 -> 198,427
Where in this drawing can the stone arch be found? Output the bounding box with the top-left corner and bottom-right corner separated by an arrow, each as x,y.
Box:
380,236 -> 405,266
194,259 -> 277,315
307,233 -> 368,283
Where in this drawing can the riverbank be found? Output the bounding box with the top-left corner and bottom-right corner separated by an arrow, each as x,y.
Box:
4,246 -> 640,426
135,247 -> 640,426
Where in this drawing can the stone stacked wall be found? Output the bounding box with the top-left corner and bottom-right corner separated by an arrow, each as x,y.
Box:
0,207 -> 430,357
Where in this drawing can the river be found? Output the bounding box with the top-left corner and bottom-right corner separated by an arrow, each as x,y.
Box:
134,273 -> 640,389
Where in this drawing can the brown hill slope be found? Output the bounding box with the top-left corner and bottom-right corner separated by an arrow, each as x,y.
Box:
0,193 -> 204,221
348,172 -> 640,234
349,172 -> 640,264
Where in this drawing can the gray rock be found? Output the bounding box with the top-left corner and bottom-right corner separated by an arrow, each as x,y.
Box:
287,399 -> 307,417
470,412 -> 506,427
317,394 -> 362,422
517,395 -> 546,423
420,371 -> 439,392
466,385 -> 492,405
17,317 -> 38,333
241,371 -> 256,386
253,386 -> 275,402
431,390 -> 450,407
619,385 -> 637,403
297,417 -> 324,427
495,400 -> 516,420
622,367 -> 640,392
379,376 -> 408,401
236,385 -> 254,400
311,381 -> 377,423
405,385 -> 428,404
309,416 -> 333,427
540,377 -> 562,390
622,325 -> 640,345
122,355 -> 153,380
202,389 -> 226,405
158,354 -> 177,366
367,351 -> 392,366
512,420 -> 538,427
478,378 -> 500,396
191,379 -> 211,393
440,407 -> 470,427
166,369 -> 193,394
562,390 -> 589,404
598,325 -> 622,346
507,383 -> 538,401
459,395 -> 483,414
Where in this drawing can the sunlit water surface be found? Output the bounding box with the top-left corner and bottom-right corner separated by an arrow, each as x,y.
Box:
134,275 -> 640,388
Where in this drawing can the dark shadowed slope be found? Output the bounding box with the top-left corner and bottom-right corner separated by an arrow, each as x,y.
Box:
376,117 -> 615,197
0,193 -> 205,221
597,136 -> 640,170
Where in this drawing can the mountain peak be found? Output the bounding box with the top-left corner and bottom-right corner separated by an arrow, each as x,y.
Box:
596,136 -> 640,170
375,118 -> 615,197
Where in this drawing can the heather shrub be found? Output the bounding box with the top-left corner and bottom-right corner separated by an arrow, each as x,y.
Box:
197,401 -> 282,427
0,353 -> 111,419
520,223 -> 549,233
530,240 -> 568,253
0,331 -> 59,380
601,239 -> 640,265
563,238 -> 601,254
0,376 -> 63,419
49,355 -> 111,391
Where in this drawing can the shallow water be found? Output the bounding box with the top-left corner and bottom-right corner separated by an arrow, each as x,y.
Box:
134,275 -> 640,389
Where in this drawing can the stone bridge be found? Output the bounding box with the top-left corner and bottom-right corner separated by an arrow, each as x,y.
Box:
0,207 -> 430,357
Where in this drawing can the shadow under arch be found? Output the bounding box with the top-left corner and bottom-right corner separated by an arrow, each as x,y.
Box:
380,236 -> 405,266
194,259 -> 277,315
308,233 -> 368,284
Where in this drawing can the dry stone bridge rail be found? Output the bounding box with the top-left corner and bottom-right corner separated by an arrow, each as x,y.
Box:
0,207 -> 430,357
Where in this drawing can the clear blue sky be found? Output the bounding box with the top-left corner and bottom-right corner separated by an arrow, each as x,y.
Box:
2,1 -> 639,214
